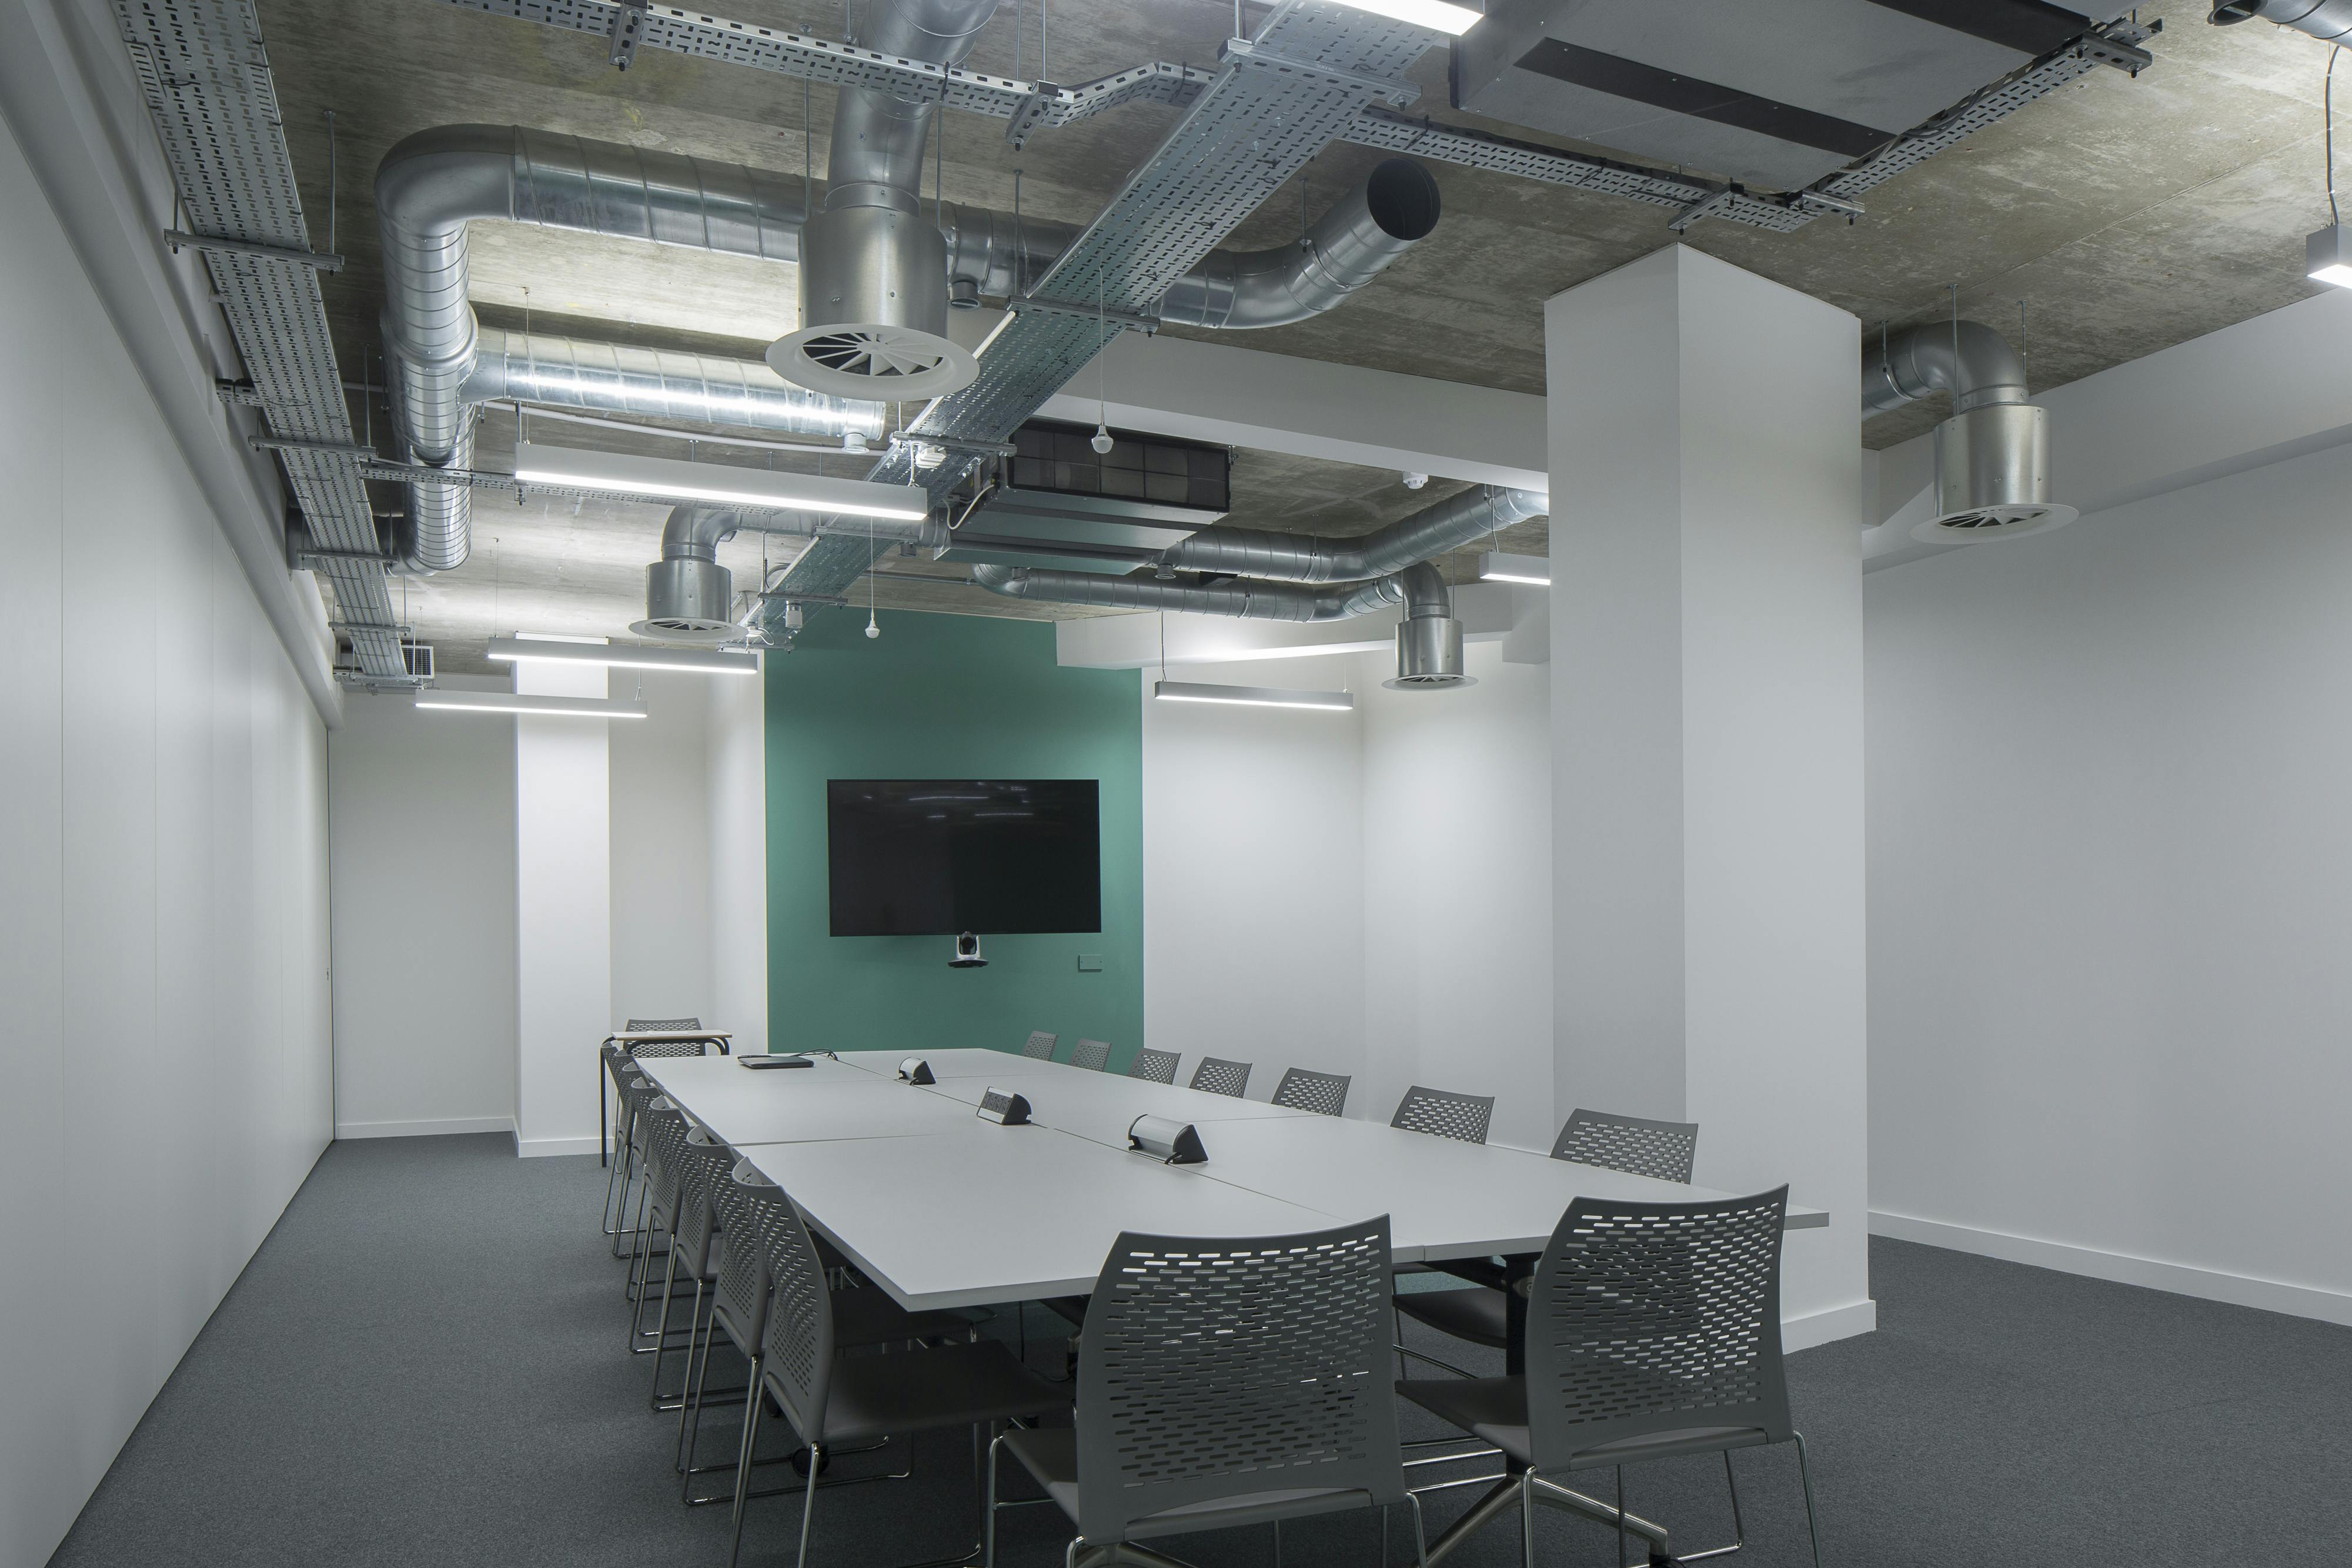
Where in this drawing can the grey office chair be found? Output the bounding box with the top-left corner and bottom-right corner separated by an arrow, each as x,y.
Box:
647,1125 -> 733,1412
1552,1108 -> 1699,1182
600,1044 -> 643,1234
1069,1037 -> 1111,1072
683,1161 -> 977,1507
627,1101 -> 696,1353
728,1187 -> 1067,1568
624,1017 -> 721,1058
1270,1066 -> 1351,1116
1189,1056 -> 1252,1098
1127,1047 -> 1178,1084
988,1217 -> 1425,1568
1021,1029 -> 1059,1061
1391,1085 -> 1495,1144
1397,1188 -> 1820,1568
613,1075 -> 668,1268
1398,1108 -> 1700,1352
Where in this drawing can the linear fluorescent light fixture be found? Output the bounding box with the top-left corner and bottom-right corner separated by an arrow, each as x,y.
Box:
1325,0 -> 1485,35
511,440 -> 929,520
485,635 -> 758,676
2310,224 -> 2352,289
1153,679 -> 1354,712
413,690 -> 649,720
1476,550 -> 1551,586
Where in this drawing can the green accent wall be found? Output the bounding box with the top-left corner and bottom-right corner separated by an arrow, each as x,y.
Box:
765,609 -> 1142,1062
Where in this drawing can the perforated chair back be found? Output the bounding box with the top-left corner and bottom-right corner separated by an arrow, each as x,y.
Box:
1524,1186 -> 1793,1471
673,1128 -> 734,1278
1022,1030 -> 1060,1060
627,1017 -> 701,1031
624,1017 -> 717,1058
1188,1057 -> 1252,1098
621,1076 -> 662,1151
1269,1067 -> 1351,1116
754,1186 -> 839,1442
1073,1218 -> 1405,1543
1070,1038 -> 1112,1072
708,1158 -> 783,1351
1391,1085 -> 1494,1144
641,1101 -> 692,1221
1551,1108 -> 1699,1183
1127,1048 -> 1179,1084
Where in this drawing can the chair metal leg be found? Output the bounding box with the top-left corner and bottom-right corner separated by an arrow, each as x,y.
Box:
679,1308 -> 718,1486
796,1441 -> 824,1568
1519,1470 -> 1538,1568
727,1365 -> 764,1568
1395,1342 -> 1481,1379
645,1246 -> 681,1385
1669,1452 -> 1749,1564
985,1432 -> 1004,1568
1415,1470 -> 1674,1568
1792,1433 -> 1824,1568
651,1276 -> 702,1410
1612,1467 -> 1626,1568
1405,1490 -> 1430,1568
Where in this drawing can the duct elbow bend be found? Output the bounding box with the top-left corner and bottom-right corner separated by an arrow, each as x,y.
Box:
1863,320 -> 2029,417
969,563 -> 1025,595
1161,158 -> 1440,330
2209,1 -> 2352,41
375,125 -> 522,236
1395,561 -> 1451,620
662,506 -> 741,564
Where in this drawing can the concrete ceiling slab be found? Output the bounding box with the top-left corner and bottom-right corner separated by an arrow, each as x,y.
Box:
245,0 -> 2347,663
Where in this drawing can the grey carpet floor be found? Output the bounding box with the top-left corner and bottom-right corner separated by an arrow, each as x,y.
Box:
45,1134 -> 2352,1568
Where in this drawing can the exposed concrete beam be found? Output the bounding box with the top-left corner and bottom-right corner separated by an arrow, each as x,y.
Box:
1053,582 -> 1546,668
1866,287 -> 2352,572
941,310 -> 1545,491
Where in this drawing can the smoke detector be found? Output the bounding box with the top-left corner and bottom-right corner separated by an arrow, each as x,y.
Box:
769,206 -> 977,400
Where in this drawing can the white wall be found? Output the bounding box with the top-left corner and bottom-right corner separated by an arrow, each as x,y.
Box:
0,106 -> 333,1568
1140,645 -> 1554,1138
708,667 -> 770,1055
326,681 -> 519,1137
611,670 -> 717,1029
1359,642 -> 1555,1149
514,661 -> 612,1156
1867,439 -> 2352,1323
1142,655 -> 1367,1085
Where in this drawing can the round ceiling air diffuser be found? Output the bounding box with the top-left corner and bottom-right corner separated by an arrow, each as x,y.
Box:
632,557 -> 742,644
1917,403 -> 2076,545
770,205 -> 977,402
1909,502 -> 2078,544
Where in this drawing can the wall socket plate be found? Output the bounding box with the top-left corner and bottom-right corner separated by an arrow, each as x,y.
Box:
1077,953 -> 1104,972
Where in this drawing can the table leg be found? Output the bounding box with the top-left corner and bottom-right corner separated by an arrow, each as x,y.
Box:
1504,1255 -> 1532,1376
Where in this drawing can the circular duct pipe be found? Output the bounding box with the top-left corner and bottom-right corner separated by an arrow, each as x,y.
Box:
2209,1 -> 2352,42
1913,404 -> 2078,543
769,205 -> 977,400
633,558 -> 739,643
1386,616 -> 1471,689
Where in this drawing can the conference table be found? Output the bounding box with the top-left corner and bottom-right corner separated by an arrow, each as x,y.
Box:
630,1046 -> 1829,1566
632,1047 -> 1826,1310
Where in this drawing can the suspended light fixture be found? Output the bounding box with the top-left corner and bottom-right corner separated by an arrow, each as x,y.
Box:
1152,680 -> 1354,713
485,636 -> 758,676
511,442 -> 928,520
415,689 -> 650,719
1476,550 -> 1551,586
2310,49 -> 2352,287
1327,0 -> 1484,35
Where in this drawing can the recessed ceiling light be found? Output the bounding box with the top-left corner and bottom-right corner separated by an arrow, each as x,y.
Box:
1152,680 -> 1355,712
414,690 -> 650,720
485,636 -> 758,676
511,441 -> 930,521
1476,550 -> 1551,586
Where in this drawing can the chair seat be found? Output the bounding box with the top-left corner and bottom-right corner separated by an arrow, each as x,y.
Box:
1397,1378 -> 1772,1469
1394,1285 -> 1508,1348
784,1339 -> 1067,1446
1000,1428 -> 1381,1540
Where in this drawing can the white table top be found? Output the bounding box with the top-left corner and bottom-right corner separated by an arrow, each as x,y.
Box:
612,1029 -> 733,1043
736,1125 -> 1347,1311
633,1055 -> 980,1147
901,1058 -> 1322,1146
1127,1114 -> 1825,1262
655,1045 -> 1830,1310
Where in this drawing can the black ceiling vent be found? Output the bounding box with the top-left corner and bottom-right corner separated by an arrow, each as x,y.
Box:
1009,420 -> 1230,513
934,421 -> 1232,577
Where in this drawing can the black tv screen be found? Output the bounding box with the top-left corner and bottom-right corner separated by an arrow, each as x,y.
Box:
827,780 -> 1102,937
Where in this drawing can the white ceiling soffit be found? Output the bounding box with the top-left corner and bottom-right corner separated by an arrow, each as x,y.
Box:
1453,0 -> 2126,191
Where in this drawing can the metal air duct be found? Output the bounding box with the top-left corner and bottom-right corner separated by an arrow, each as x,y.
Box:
2209,1 -> 2352,41
1156,484 -> 1545,581
377,123 -> 1438,577
640,504 -> 937,641
1863,320 -> 2074,544
766,0 -> 998,402
459,329 -> 884,441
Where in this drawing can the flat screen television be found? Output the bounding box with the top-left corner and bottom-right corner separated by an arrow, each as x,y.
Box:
827,779 -> 1102,937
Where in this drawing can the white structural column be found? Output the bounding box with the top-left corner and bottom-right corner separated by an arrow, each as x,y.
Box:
1548,246 -> 1873,1343
514,660 -> 613,1156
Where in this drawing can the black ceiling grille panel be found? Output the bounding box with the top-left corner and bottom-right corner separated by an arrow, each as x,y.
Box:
1512,39 -> 1893,160
1860,0 -> 2092,57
